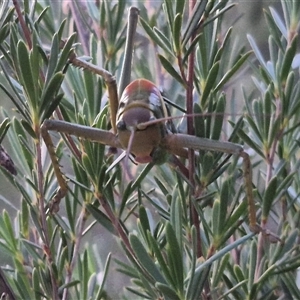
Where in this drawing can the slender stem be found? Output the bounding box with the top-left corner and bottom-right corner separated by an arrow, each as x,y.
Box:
97,194 -> 133,254
36,133 -> 59,299
96,192 -> 156,284
13,0 -> 59,296
36,139 -> 49,243
12,0 -> 32,49
255,95 -> 283,281
62,207 -> 87,300
187,0 -> 202,259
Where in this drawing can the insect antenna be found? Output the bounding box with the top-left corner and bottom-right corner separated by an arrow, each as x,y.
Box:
123,127 -> 136,181
136,112 -> 248,130
162,95 -> 186,114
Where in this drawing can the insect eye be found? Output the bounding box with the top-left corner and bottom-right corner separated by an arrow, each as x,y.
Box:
116,119 -> 127,131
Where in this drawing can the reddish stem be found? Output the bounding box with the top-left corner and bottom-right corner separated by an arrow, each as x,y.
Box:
186,0 -> 202,259
36,129 -> 59,299
12,0 -> 32,49
62,207 -> 87,300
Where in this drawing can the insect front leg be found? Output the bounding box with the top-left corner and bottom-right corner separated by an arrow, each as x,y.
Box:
68,6 -> 139,135
68,55 -> 119,134
41,119 -> 120,213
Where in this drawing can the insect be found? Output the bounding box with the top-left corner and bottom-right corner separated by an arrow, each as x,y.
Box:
41,7 -> 259,233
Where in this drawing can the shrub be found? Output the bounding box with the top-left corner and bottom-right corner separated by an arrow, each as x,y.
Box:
0,1 -> 299,299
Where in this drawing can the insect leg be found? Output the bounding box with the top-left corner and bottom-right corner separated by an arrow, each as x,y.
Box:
41,119 -> 120,213
165,133 -> 260,233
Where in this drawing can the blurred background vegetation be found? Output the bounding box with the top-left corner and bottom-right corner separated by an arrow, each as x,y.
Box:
1,0 -> 300,299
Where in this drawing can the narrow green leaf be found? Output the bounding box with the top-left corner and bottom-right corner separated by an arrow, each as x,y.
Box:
218,179 -> 230,237
58,280 -> 81,291
262,176 -> 277,221
131,163 -> 154,191
30,33 -> 40,92
139,206 -> 151,236
280,36 -> 297,83
87,273 -> 97,299
201,152 -> 214,179
173,13 -> 182,55
187,265 -> 210,300
125,286 -> 152,299
194,103 -> 205,138
129,234 -> 165,284
282,273 -> 300,299
17,40 -> 37,109
163,0 -> 174,32
201,62 -> 219,107
154,176 -> 169,196
140,17 -> 174,57
81,152 -> 95,179
96,253 -> 111,298
211,94 -> 225,140
175,0 -> 185,15
234,265 -> 245,284
170,196 -> 182,254
248,34 -> 268,71
185,226 -> 198,299
42,93 -> 64,120
57,246 -> 69,275
214,51 -> 253,92
166,222 -> 183,292
212,199 -> 220,237
45,32 -> 59,86
158,54 -> 185,85
40,72 -> 65,120
21,119 -> 36,139
284,72 -> 294,115
0,118 -> 10,142
20,199 -> 29,238
32,268 -> 42,300
213,27 -> 232,64
223,200 -> 247,234
15,270 -> 34,300
118,180 -> 133,218
211,253 -> 230,288
0,22 -> 10,43
263,90 -> 272,140
0,72 -> 30,121
277,229 -> 298,263
193,233 -> 256,283
86,204 -> 115,234
57,33 -> 77,72
182,0 -> 207,46
147,232 -> 173,287
156,282 -> 180,299
153,27 -> 174,56
82,250 -> 89,300
269,7 -> 287,39
34,5 -> 50,26
237,128 -> 264,158
245,113 -> 264,144
3,210 -> 17,251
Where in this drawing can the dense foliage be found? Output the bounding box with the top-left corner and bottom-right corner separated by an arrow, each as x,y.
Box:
0,0 -> 299,299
